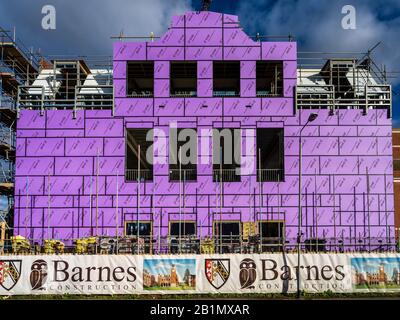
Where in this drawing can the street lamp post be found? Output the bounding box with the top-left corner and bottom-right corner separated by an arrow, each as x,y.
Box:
297,113 -> 318,299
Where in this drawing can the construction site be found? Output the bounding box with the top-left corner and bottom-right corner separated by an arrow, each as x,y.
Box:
0,9 -> 397,257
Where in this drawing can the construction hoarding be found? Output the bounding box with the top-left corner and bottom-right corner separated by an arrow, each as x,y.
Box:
0,253 -> 399,295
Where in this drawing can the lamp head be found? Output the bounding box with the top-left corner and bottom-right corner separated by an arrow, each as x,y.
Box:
307,113 -> 318,123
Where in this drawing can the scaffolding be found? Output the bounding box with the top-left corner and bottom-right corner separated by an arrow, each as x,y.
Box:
296,49 -> 392,117
0,27 -> 41,244
17,57 -> 114,118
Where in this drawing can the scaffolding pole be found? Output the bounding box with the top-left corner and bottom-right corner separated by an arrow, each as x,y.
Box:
179,147 -> 182,254
151,193 -> 154,255
333,174 -> 337,249
137,144 -> 140,254
384,173 -> 389,244
220,146 -> 223,254
96,148 -> 99,238
366,167 -> 371,252
278,184 -> 282,250
314,168 -> 318,252
158,211 -> 161,254
47,173 -> 51,239
258,148 -> 262,252
0,222 -> 5,254
115,170 -> 119,253
25,175 -> 29,238
183,168 -> 186,242
89,175 -> 93,236
353,187 -> 357,249
214,170 -> 218,246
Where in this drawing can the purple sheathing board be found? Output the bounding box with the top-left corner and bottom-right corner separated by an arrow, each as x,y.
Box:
14,11 -> 394,249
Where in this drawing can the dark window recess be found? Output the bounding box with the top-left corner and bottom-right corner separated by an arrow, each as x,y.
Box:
256,128 -> 284,182
213,128 -> 241,182
126,128 -> 153,181
256,61 -> 283,97
170,222 -> 196,236
259,221 -> 285,253
213,61 -> 240,97
125,222 -> 152,236
127,61 -> 154,97
169,222 -> 198,254
125,222 -> 152,253
259,221 -> 284,238
214,222 -> 241,238
213,221 -> 241,253
170,62 -> 197,97
169,128 -> 197,181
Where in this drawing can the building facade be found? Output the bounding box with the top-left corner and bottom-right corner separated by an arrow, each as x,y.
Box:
13,11 -> 395,251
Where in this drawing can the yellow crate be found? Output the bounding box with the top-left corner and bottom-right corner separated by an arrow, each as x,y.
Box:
44,239 -> 65,254
73,237 -> 97,254
242,222 -> 257,241
200,239 -> 215,254
11,235 -> 31,254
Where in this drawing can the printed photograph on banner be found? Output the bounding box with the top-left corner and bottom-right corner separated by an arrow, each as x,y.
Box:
351,257 -> 400,290
143,258 -> 196,290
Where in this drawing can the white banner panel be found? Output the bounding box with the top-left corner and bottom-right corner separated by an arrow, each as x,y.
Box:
197,254 -> 352,293
0,255 -> 141,295
0,253 -> 399,295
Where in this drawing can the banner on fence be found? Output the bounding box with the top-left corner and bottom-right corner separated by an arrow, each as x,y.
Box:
0,254 -> 399,295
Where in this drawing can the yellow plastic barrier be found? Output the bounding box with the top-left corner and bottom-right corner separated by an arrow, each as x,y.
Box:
11,235 -> 31,254
242,222 -> 257,241
44,239 -> 65,254
200,238 -> 215,254
73,237 -> 98,254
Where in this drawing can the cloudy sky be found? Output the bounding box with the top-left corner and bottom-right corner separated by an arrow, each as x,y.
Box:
0,0 -> 398,119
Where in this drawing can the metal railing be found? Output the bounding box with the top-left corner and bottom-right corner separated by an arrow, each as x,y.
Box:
257,169 -> 284,182
213,91 -> 240,97
125,169 -> 153,181
213,168 -> 241,182
17,84 -> 114,117
0,126 -> 16,149
127,91 -> 153,98
170,91 -> 197,97
0,169 -> 15,183
17,85 -> 114,108
0,59 -> 36,85
295,84 -> 392,116
123,169 -> 285,183
0,28 -> 41,71
256,91 -> 284,97
1,234 -> 398,255
169,169 -> 197,181
0,95 -> 16,110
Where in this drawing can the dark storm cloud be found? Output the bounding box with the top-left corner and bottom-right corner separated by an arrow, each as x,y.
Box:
236,0 -> 400,123
0,0 -> 192,56
0,0 -> 398,122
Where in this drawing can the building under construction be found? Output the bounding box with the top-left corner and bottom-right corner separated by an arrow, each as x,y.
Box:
0,27 -> 42,251
0,11 -> 396,254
